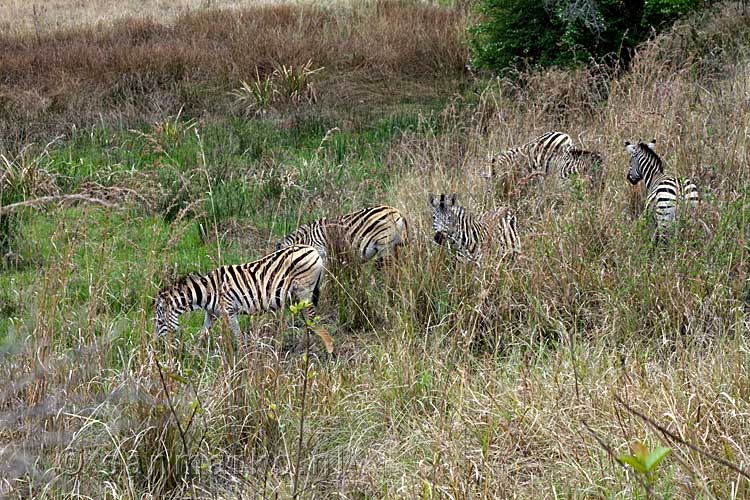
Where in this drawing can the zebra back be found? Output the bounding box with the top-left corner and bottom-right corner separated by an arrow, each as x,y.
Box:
525,131 -> 574,175
155,245 -> 324,337
489,131 -> 574,197
278,205 -> 408,263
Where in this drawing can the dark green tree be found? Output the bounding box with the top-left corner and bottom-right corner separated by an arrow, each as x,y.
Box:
468,0 -> 716,72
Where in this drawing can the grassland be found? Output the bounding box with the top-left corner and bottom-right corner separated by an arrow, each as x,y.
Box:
1,1 -> 750,498
0,0 -> 285,35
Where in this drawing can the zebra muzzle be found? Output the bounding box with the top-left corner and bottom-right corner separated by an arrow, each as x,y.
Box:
433,232 -> 446,245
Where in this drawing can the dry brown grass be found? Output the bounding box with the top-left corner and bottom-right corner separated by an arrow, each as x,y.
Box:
0,0 -> 289,35
0,1 -> 468,149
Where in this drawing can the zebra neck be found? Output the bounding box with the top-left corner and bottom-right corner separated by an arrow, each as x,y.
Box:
643,170 -> 666,192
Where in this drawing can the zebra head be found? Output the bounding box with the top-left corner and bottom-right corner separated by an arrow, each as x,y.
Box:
154,292 -> 179,337
625,140 -> 658,185
429,193 -> 458,245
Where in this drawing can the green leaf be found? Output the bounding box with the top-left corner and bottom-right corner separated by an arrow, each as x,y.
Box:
632,441 -> 649,462
422,480 -> 432,499
723,441 -> 735,462
189,399 -> 203,415
645,446 -> 671,472
618,454 -> 647,474
166,371 -> 188,384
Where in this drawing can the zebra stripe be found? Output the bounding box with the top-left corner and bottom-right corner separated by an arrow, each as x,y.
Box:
154,245 -> 324,337
277,205 -> 408,263
429,193 -> 519,264
551,148 -> 605,190
490,131 -> 574,179
624,140 -> 700,237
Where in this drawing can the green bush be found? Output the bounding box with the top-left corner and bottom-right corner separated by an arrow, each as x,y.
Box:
468,0 -> 717,72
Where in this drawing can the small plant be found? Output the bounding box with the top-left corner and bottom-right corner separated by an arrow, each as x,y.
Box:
289,299 -> 333,354
272,60 -> 324,104
231,68 -> 277,117
231,61 -> 323,117
153,109 -> 198,146
618,441 -> 671,495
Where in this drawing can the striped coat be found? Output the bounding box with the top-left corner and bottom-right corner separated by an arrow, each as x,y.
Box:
624,140 -> 700,238
552,148 -> 605,189
490,131 -> 574,179
155,245 -> 324,337
429,193 -> 519,264
277,205 -> 408,263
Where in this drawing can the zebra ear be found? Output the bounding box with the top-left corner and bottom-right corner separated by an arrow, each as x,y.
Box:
449,193 -> 458,206
625,142 -> 636,154
428,194 -> 438,207
647,140 -> 656,150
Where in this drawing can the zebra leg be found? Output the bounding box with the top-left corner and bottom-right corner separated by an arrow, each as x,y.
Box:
220,295 -> 242,338
532,170 -> 547,213
660,206 -> 676,243
200,310 -> 218,343
300,273 -> 322,323
202,310 -> 217,332
226,310 -> 242,338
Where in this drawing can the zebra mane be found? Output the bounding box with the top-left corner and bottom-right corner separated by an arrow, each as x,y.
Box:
279,217 -> 327,244
567,148 -> 601,159
524,130 -> 568,146
523,131 -> 552,147
637,142 -> 663,170
160,272 -> 203,295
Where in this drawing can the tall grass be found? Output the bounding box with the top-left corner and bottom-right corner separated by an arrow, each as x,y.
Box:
2,2 -> 750,499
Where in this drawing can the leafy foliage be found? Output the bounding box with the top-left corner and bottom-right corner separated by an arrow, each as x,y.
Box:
618,441 -> 671,494
469,0 -> 718,71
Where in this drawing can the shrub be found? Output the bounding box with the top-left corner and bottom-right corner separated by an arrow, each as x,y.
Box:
468,0 -> 719,72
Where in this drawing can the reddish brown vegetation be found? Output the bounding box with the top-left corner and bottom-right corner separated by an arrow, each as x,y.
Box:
0,1 -> 467,148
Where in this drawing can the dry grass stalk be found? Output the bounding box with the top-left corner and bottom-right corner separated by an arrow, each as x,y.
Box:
0,194 -> 120,216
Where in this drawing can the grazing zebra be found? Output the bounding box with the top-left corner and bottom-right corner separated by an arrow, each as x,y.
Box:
277,205 -> 408,264
154,245 -> 324,337
551,148 -> 605,190
429,193 -> 519,263
624,140 -> 700,239
489,130 -> 574,179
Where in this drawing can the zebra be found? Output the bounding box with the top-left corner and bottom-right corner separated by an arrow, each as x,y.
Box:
624,140 -> 700,240
429,193 -> 519,264
154,245 -> 324,338
550,148 -> 605,191
276,205 -> 408,264
489,130 -> 574,180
